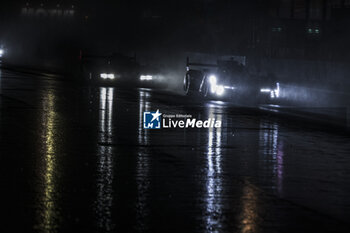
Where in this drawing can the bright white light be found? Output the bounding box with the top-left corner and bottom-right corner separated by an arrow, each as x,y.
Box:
107,74 -> 115,79
224,86 -> 235,90
270,91 -> 275,98
210,84 -> 216,93
140,75 -> 153,81
208,75 -> 226,96
261,83 -> 280,99
215,85 -> 225,96
209,75 -> 217,85
0,49 -> 3,57
274,82 -> 280,98
208,75 -> 218,93
100,73 -> 116,79
260,88 -> 271,93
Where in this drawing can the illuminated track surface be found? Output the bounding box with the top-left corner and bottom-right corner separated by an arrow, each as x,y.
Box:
0,69 -> 350,233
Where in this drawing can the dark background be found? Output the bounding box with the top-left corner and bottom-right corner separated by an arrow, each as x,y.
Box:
1,1 -> 350,62
1,0 -> 350,96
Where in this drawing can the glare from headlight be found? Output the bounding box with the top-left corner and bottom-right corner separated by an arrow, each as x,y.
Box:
210,84 -> 216,93
270,91 -> 275,98
107,74 -> 115,79
140,75 -> 153,81
261,82 -> 280,98
260,88 -> 271,93
208,75 -> 218,93
209,75 -> 217,85
100,73 -> 115,79
0,49 -> 3,57
215,85 -> 225,96
274,82 -> 280,98
208,75 -> 226,95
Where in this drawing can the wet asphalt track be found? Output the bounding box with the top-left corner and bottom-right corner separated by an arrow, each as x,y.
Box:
0,69 -> 350,233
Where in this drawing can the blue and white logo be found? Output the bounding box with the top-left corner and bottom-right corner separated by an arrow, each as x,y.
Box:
143,110 -> 162,129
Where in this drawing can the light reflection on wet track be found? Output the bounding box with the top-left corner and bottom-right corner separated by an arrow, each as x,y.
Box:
1,70 -> 350,233
37,89 -> 60,233
204,106 -> 223,232
96,87 -> 115,231
136,90 -> 151,232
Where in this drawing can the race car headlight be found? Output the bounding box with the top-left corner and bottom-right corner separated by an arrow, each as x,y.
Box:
209,75 -> 217,85
208,75 -> 218,93
100,73 -> 108,79
107,74 -> 115,79
208,75 -> 225,96
215,85 -> 225,96
100,73 -> 115,79
260,82 -> 280,98
260,88 -> 271,93
274,82 -> 280,98
140,75 -> 153,81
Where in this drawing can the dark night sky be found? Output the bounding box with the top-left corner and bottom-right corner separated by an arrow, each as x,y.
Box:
1,0 -> 350,63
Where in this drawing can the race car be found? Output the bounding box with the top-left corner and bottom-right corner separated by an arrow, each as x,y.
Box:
183,56 -> 280,103
80,52 -> 140,85
80,52 -> 166,88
